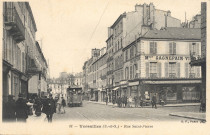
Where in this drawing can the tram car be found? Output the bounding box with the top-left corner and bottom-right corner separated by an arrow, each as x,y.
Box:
67,86 -> 83,107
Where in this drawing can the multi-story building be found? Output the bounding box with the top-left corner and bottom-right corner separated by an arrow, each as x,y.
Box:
106,28 -> 114,102
28,41 -> 48,98
2,2 -> 38,102
122,27 -> 201,103
109,3 -> 181,100
74,72 -> 83,86
190,2 -> 206,110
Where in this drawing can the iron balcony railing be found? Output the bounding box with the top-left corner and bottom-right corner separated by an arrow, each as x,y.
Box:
4,7 -> 25,43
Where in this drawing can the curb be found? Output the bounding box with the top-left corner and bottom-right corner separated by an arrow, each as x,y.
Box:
169,113 -> 206,121
88,101 -> 200,108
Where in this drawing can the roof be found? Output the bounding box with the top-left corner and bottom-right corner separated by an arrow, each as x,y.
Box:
25,2 -> 37,32
142,27 -> 201,40
111,12 -> 126,29
36,41 -> 48,67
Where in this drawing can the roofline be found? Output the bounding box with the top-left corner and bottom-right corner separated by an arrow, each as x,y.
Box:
25,2 -> 37,32
123,36 -> 201,51
92,53 -> 107,65
36,41 -> 48,67
106,34 -> 113,42
111,13 -> 126,29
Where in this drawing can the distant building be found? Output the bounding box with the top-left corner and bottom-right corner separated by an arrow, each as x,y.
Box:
189,14 -> 201,28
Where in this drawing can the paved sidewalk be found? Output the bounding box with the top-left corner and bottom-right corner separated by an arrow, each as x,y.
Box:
169,112 -> 206,121
88,101 -> 200,107
27,112 -> 47,123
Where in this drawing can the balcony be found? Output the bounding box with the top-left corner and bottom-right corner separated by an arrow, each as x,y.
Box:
4,7 -> 25,43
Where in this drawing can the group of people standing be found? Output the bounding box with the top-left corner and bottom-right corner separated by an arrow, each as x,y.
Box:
3,93 -> 66,123
105,94 -> 159,108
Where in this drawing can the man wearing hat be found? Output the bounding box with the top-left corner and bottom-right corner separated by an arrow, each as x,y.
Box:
3,95 -> 16,122
15,93 -> 28,122
42,94 -> 56,122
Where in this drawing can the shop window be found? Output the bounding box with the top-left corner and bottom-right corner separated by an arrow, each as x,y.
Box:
182,87 -> 200,101
163,87 -> 177,101
169,42 -> 176,55
169,62 -> 176,78
150,42 -> 157,54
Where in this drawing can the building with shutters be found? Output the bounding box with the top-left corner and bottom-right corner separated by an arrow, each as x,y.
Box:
121,27 -> 202,103
2,2 -> 38,102
2,2 -> 49,106
107,3 -> 181,102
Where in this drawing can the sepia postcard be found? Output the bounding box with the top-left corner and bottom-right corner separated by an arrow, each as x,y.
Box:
0,0 -> 209,134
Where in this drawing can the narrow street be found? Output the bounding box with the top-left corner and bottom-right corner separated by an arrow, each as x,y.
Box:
53,101 -> 200,122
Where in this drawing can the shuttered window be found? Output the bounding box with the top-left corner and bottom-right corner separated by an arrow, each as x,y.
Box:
150,42 -> 157,54
190,43 -> 200,55
150,62 -> 157,78
177,63 -> 180,78
165,62 -> 169,77
157,63 -> 161,78
169,62 -> 176,77
185,63 -> 189,78
197,67 -> 201,78
130,66 -> 132,79
169,42 -> 176,55
146,62 -> 149,77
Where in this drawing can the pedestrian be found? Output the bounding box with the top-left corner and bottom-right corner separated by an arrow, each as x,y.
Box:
105,96 -> 108,105
118,96 -> 122,108
139,95 -> 143,108
61,97 -> 66,114
152,94 -> 157,109
112,96 -> 116,107
15,94 -> 28,122
57,96 -> 62,113
124,96 -> 128,108
42,94 -> 56,122
34,96 -> 42,116
134,96 -> 138,108
128,96 -> 132,108
3,95 -> 16,122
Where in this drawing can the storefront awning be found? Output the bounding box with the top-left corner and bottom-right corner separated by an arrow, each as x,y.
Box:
113,87 -> 119,91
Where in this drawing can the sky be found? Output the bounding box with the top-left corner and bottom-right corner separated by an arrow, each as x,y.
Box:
29,0 -> 202,78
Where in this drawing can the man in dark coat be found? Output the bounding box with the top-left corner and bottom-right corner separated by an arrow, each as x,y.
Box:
152,94 -> 157,109
34,96 -> 42,116
3,95 -> 16,122
15,94 -> 28,122
42,94 -> 56,122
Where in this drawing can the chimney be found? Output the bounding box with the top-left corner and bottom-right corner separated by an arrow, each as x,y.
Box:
167,10 -> 171,16
165,14 -> 167,27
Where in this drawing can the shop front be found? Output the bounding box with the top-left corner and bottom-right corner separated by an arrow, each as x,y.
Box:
140,79 -> 202,104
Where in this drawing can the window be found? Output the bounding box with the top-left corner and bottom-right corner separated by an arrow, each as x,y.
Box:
150,42 -> 157,54
130,46 -> 134,58
189,66 -> 196,78
121,38 -> 123,48
125,50 -> 128,61
191,43 -> 199,55
169,62 -> 176,77
150,62 -> 157,78
169,42 -> 176,55
130,66 -> 132,79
